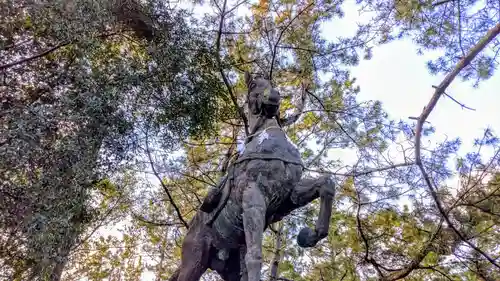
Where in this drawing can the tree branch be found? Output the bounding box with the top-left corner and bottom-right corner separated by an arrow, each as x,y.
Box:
416,266 -> 454,281
132,212 -> 183,227
431,86 -> 476,111
269,223 -> 284,281
432,0 -> 454,7
269,2 -> 314,80
220,121 -> 240,174
307,89 -> 359,146
306,161 -> 413,177
280,82 -> 308,126
386,219 -> 444,280
277,42 -> 366,57
0,32 -> 121,71
215,0 -> 249,136
414,22 -> 500,269
355,189 -> 385,279
145,127 -> 189,229
0,41 -> 71,71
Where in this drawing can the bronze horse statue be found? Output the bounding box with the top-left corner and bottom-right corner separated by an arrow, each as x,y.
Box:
169,72 -> 335,281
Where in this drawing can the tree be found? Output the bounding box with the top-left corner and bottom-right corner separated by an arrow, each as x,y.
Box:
1,0 -> 227,280
356,0 -> 500,86
2,0 -> 499,280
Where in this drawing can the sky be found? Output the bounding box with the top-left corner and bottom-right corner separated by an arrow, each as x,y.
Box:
330,1 -> 500,158
96,1 -> 500,280
176,0 -> 500,163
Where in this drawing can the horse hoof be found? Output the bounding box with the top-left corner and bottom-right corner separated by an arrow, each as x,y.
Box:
297,227 -> 317,248
217,249 -> 229,260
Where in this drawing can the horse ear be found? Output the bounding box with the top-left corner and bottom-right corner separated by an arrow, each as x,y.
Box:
244,71 -> 252,87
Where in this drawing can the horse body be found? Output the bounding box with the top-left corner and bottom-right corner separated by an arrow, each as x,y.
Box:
169,73 -> 336,281
211,123 -> 303,247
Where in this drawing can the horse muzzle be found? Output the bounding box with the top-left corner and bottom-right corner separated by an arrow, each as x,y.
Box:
262,88 -> 280,106
260,88 -> 280,118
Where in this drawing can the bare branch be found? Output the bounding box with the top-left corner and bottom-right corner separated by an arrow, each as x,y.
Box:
414,22 -> 500,269
145,127 -> 189,229
269,2 -> 314,80
431,86 -> 476,111
280,82 -> 308,126
215,0 -> 250,136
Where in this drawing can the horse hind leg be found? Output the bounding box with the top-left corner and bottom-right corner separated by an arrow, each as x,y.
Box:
175,229 -> 211,281
242,174 -> 267,281
217,246 -> 248,281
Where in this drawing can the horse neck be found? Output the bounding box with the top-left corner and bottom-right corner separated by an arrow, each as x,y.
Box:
249,116 -> 280,136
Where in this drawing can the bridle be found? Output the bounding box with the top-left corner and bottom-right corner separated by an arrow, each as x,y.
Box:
245,81 -> 283,144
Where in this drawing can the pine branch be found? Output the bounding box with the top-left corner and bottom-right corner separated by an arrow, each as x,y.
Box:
414,22 -> 500,269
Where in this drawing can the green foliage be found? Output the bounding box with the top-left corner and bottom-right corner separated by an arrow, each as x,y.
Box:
1,0 -> 499,281
357,0 -> 500,87
0,0 -> 228,279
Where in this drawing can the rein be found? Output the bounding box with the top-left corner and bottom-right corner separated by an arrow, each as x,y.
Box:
245,103 -> 282,144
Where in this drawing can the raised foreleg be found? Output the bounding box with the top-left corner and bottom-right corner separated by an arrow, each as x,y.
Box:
271,175 -> 335,248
